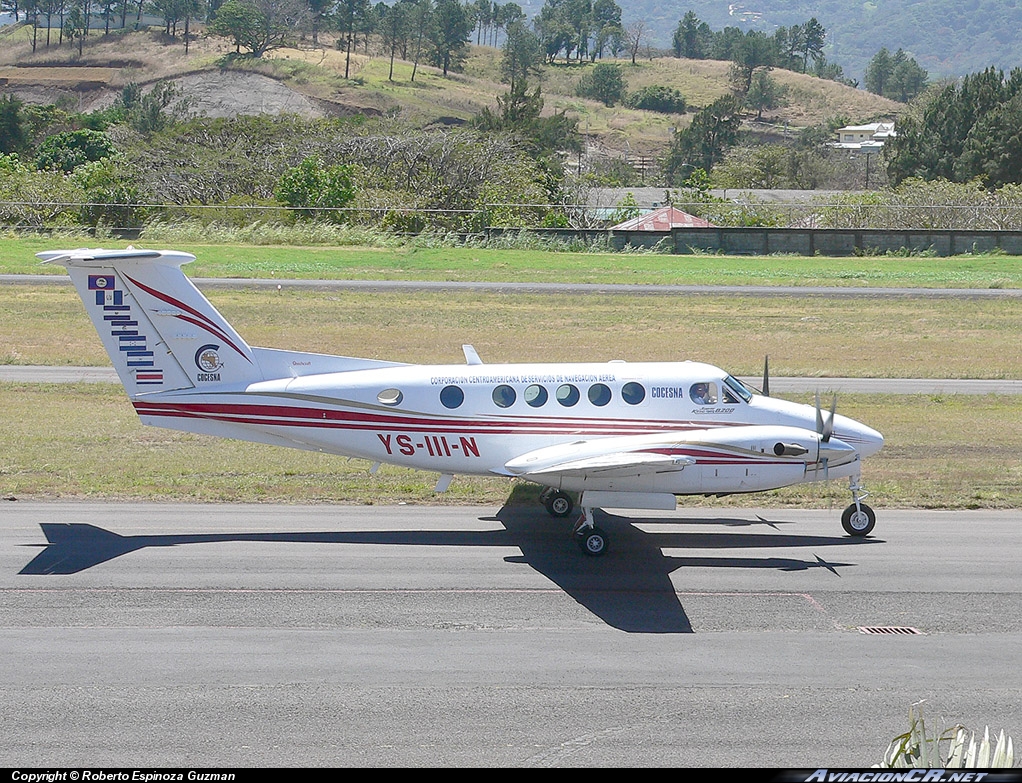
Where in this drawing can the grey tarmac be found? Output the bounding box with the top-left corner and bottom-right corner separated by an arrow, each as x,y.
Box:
1,502 -> 1020,767
5,272 -> 1022,298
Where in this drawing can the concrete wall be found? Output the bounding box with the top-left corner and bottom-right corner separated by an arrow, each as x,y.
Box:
669,228 -> 1022,256
486,227 -> 1022,255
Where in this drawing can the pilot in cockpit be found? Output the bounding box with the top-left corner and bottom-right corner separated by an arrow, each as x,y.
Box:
690,382 -> 717,405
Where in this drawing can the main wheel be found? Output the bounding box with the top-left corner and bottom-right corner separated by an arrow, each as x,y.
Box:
545,490 -> 574,518
577,526 -> 609,557
841,503 -> 876,537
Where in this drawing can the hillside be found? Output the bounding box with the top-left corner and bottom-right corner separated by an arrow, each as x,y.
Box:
618,0 -> 1022,82
0,24 -> 901,159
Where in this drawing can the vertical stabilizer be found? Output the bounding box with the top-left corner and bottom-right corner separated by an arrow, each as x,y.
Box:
39,248 -> 262,397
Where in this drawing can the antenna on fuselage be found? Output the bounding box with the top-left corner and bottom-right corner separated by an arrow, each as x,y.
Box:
762,355 -> 770,397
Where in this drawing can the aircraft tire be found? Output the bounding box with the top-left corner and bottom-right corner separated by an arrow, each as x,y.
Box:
545,491 -> 574,518
841,503 -> 876,537
577,526 -> 609,557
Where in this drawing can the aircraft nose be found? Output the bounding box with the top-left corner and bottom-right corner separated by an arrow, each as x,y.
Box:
833,414 -> 884,457
852,422 -> 884,457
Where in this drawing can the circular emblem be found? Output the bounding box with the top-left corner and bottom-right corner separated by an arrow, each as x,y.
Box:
195,344 -> 223,372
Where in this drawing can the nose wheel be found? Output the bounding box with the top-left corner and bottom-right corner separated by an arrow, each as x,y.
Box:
572,506 -> 609,556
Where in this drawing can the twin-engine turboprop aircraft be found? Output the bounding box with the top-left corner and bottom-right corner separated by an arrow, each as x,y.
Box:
42,247 -> 884,556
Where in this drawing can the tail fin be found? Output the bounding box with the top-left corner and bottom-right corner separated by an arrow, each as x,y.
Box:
39,248 -> 263,397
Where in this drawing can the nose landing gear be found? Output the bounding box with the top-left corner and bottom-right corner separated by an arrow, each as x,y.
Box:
842,475 -> 875,536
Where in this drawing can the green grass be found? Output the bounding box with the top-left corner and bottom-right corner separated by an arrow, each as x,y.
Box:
3,384 -> 1019,508
5,235 -> 1022,288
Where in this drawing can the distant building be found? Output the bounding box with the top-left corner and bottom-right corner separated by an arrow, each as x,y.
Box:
832,122 -> 896,150
611,205 -> 714,231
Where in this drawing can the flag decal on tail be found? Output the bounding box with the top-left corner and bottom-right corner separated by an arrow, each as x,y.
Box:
91,276 -> 164,386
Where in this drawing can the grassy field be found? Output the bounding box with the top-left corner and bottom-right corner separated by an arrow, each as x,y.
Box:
5,236 -> 1022,288
4,285 -> 1022,380
2,384 -> 1020,509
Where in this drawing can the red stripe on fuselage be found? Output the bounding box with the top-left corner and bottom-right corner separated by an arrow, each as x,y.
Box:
132,399 -> 737,436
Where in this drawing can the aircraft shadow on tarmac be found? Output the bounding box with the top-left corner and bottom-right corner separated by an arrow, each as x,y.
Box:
19,504 -> 880,633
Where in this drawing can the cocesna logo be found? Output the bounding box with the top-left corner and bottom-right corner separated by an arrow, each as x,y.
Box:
194,344 -> 223,373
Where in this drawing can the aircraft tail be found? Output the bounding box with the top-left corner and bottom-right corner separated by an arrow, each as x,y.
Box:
39,248 -> 262,397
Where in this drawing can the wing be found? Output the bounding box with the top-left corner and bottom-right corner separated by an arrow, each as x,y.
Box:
506,444 -> 695,479
503,425 -> 851,487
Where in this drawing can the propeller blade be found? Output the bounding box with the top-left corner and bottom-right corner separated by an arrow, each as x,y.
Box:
815,391 -> 837,443
762,355 -> 770,397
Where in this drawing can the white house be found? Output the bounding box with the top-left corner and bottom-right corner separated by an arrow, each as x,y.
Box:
832,121 -> 896,150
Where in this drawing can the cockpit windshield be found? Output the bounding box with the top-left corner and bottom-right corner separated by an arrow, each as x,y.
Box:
723,375 -> 755,403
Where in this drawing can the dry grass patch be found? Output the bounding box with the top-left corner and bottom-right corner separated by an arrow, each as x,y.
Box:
6,286 -> 1021,381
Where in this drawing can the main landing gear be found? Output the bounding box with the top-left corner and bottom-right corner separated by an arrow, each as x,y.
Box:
539,487 -> 574,518
841,474 -> 876,537
539,488 -> 608,556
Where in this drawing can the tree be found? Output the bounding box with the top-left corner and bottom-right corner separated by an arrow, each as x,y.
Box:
0,95 -> 27,155
500,18 -> 541,92
864,47 -> 893,97
429,0 -> 471,76
35,129 -> 117,172
378,0 -> 409,81
799,17 -> 826,73
728,29 -> 776,94
575,62 -> 625,106
207,0 -> 308,57
337,0 -> 369,79
886,67 -> 1022,185
745,70 -> 787,121
275,157 -> 358,221
625,85 -> 685,114
63,0 -> 92,57
866,47 -> 927,101
673,11 -> 710,59
663,93 -> 743,182
589,0 -> 621,61
888,49 -> 929,102
623,20 -> 646,65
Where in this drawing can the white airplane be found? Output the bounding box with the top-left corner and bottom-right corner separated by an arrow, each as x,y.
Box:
41,247 -> 884,556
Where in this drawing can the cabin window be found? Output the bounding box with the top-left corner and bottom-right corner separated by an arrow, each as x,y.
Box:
588,383 -> 611,406
378,388 -> 403,406
690,382 -> 718,405
440,385 -> 464,409
492,384 -> 516,408
524,384 -> 548,407
621,382 -> 645,405
556,383 -> 580,407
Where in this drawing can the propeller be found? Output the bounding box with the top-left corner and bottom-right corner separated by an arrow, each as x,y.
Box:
815,391 -> 837,480
762,355 -> 770,397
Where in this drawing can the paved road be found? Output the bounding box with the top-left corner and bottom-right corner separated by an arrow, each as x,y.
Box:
2,502 -> 1019,767
5,272 -> 1022,298
5,364 -> 1020,395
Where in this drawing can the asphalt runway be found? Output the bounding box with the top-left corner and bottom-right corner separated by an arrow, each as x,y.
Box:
2,501 -> 1020,767
5,272 -> 1022,298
